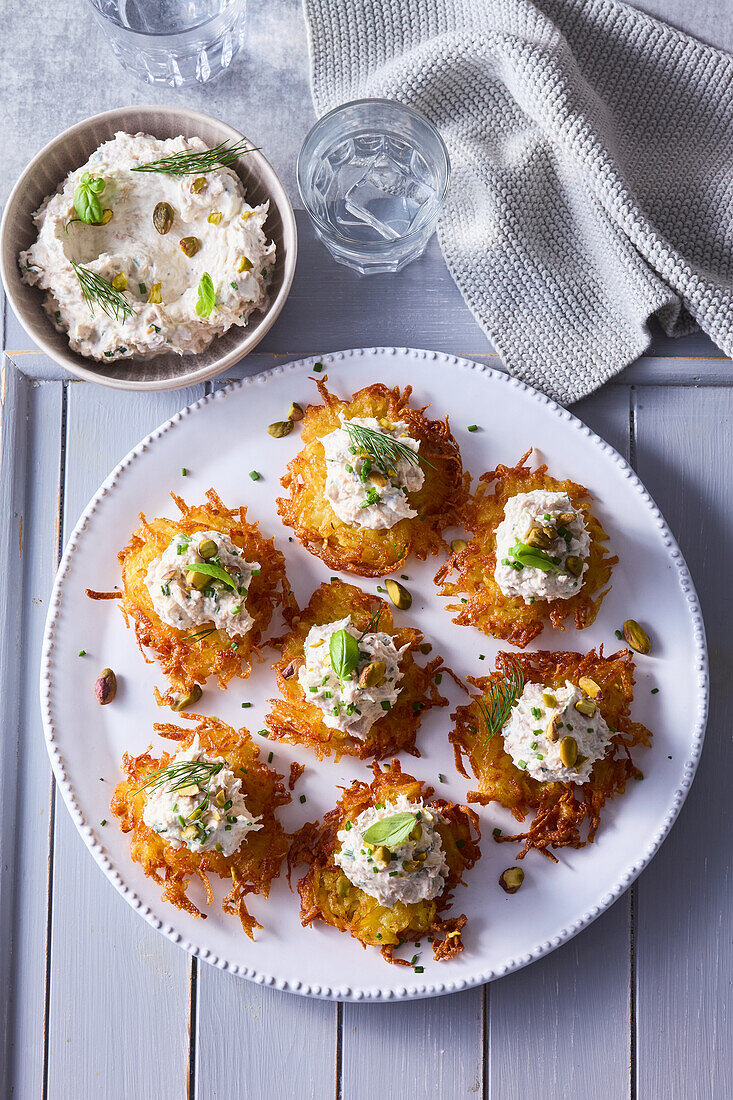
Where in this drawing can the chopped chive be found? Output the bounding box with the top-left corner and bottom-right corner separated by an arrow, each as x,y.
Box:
615,629 -> 623,640
492,827 -> 502,837
380,701 -> 391,711
438,773 -> 446,783
467,424 -> 479,432
435,673 -> 442,685
651,687 -> 659,694
313,361 -> 323,372
517,760 -> 527,769
300,794 -> 306,803
100,819 -> 107,826
181,467 -> 187,476
478,654 -> 485,660
634,773 -> 644,781
456,838 -> 465,849
249,470 -> 261,481
78,649 -> 86,657
241,702 -> 251,708
258,729 -> 268,737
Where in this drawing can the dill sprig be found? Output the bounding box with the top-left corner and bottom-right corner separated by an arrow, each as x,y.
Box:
477,665 -> 524,744
131,139 -> 258,176
186,627 -> 217,644
134,758 -> 225,799
71,262 -> 135,322
357,605 -> 384,641
342,421 -> 435,479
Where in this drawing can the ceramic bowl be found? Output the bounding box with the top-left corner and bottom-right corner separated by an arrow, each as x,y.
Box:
0,105 -> 297,390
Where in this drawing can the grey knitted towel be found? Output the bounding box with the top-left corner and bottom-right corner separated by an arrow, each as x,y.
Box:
303,0 -> 733,404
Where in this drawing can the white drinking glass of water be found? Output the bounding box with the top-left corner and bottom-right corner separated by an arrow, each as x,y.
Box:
87,0 -> 247,87
298,99 -> 450,275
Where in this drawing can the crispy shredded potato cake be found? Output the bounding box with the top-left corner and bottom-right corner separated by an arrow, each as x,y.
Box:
115,489 -> 292,693
266,579 -> 447,761
277,377 -> 469,576
111,715 -> 290,937
450,649 -> 651,861
435,450 -> 616,647
288,760 -> 481,964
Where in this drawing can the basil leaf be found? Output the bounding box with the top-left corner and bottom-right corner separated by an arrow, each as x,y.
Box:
73,172 -> 105,225
511,541 -> 567,574
362,812 -> 416,847
195,271 -> 217,317
329,629 -> 359,681
185,561 -> 239,592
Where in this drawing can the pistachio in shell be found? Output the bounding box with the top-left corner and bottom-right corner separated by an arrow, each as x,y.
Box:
170,684 -> 203,712
499,867 -> 525,894
623,619 -> 651,655
95,668 -> 117,705
385,578 -> 411,610
152,201 -> 175,235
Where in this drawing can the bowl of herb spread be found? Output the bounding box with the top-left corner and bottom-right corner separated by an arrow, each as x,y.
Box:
0,106 -> 297,390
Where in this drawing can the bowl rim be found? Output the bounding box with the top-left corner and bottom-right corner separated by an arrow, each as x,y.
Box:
0,104 -> 298,392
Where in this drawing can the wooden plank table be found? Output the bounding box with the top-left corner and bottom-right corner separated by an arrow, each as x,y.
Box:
1,2 -> 731,1097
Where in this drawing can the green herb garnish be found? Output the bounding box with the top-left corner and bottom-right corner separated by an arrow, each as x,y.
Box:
362,811 -> 416,848
134,758 -> 224,799
342,420 -> 435,479
330,628 -> 359,683
131,139 -> 258,176
477,665 -> 524,744
195,272 -> 217,318
185,561 -> 238,592
71,262 -> 135,322
73,172 -> 105,224
510,540 -> 567,574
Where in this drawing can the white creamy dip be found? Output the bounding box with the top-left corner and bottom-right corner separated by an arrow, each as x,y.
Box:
321,415 -> 425,529
297,615 -> 407,739
334,795 -> 448,906
494,490 -> 591,603
142,736 -> 262,857
502,680 -> 612,784
20,131 -> 275,361
144,530 -> 260,638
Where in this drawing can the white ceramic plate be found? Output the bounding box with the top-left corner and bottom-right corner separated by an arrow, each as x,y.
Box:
40,348 -> 708,1001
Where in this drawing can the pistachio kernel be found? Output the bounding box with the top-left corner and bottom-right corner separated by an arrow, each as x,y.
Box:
410,822 -> 422,842
574,697 -> 597,718
358,660 -> 387,689
560,735 -> 578,767
111,272 -> 127,291
198,538 -> 218,560
385,578 -> 411,610
179,235 -> 200,258
287,402 -> 304,422
94,667 -> 117,705
207,211 -> 223,225
192,176 -> 206,193
565,555 -> 583,576
557,511 -> 576,526
623,619 -> 651,655
450,538 -> 468,554
267,420 -> 293,438
372,845 -> 391,866
499,866 -> 525,894
542,691 -> 557,707
237,256 -> 253,273
545,713 -> 561,742
402,859 -> 420,873
368,471 -> 388,488
525,526 -> 554,550
146,282 -> 162,305
100,209 -> 113,224
186,569 -> 209,590
578,676 -> 603,700
152,201 -> 175,235
171,684 -> 203,712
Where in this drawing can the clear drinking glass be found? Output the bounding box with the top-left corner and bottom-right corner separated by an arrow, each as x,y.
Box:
86,0 -> 247,87
298,99 -> 450,275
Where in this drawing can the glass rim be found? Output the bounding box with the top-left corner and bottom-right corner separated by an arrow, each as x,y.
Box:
297,97 -> 450,248
85,0 -> 244,38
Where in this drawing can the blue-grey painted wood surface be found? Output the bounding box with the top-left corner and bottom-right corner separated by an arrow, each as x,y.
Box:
1,2 -> 731,1098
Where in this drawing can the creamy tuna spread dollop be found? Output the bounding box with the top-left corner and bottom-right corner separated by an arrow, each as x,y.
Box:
145,530 -> 260,638
334,795 -> 448,906
297,615 -> 407,739
322,415 -> 425,529
494,489 -> 590,602
502,680 -> 612,784
19,131 -> 275,361
142,736 -> 262,856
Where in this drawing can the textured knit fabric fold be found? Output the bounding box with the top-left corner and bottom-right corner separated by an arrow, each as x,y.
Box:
302,0 -> 733,403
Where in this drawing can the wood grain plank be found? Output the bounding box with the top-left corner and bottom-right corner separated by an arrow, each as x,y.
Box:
0,366 -> 63,1098
488,387 -> 633,1100
45,383 -> 205,1100
191,373 -> 338,1100
632,386 -> 733,1100
194,974 -> 337,1100
341,991 -> 483,1100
